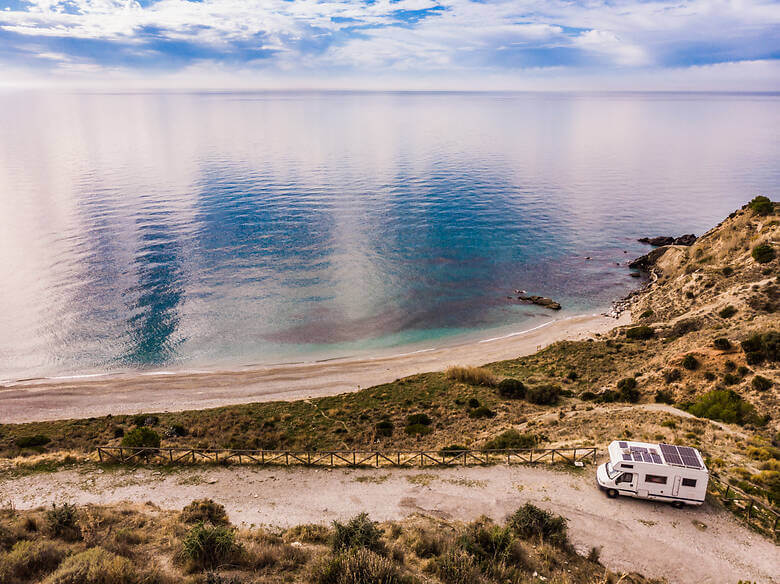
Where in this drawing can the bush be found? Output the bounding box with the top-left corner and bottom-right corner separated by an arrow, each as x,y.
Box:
718,306 -> 737,319
579,390 -> 597,401
405,413 -> 431,426
508,503 -> 568,547
181,499 -> 229,526
497,378 -> 526,399
433,549 -> 482,584
721,266 -> 734,276
741,331 -> 779,364
752,243 -> 775,264
566,370 -> 579,381
46,503 -> 80,541
181,523 -> 242,571
332,513 -> 385,555
723,373 -> 740,386
616,377 -> 639,402
311,548 -> 401,584
639,309 -> 654,319
748,195 -> 774,216
525,384 -> 560,405
686,389 -> 761,426
752,376 -> 772,391
713,338 -> 732,350
0,540 -> 66,583
682,354 -> 699,371
404,424 -> 432,436
120,427 -> 161,448
625,326 -> 654,340
655,390 -> 675,404
468,406 -> 495,419
375,420 -> 394,437
445,366 -> 497,387
467,397 -> 480,409
459,518 -> 519,566
664,369 -> 681,383
43,547 -> 138,584
14,434 -> 51,448
483,430 -> 540,450
439,444 -> 468,456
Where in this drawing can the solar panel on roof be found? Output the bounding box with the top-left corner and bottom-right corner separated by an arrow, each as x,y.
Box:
650,453 -> 662,464
622,454 -> 632,460
619,441 -> 628,448
677,446 -> 702,468
660,444 -> 683,466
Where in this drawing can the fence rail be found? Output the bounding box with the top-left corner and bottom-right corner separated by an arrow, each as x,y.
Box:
709,473 -> 779,536
96,446 -> 597,468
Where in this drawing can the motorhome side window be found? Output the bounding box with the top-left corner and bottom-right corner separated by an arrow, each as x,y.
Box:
681,478 -> 697,487
645,474 -> 667,484
617,473 -> 633,484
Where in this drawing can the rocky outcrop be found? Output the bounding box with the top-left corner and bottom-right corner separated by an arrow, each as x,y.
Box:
628,246 -> 670,271
638,234 -> 697,246
518,295 -> 561,310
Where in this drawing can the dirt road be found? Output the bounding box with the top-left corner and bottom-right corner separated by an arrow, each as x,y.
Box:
2,463 -> 776,583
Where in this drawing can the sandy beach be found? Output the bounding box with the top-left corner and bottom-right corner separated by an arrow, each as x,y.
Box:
0,312 -> 628,424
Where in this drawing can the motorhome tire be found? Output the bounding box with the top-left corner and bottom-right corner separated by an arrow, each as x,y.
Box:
671,501 -> 685,509
606,488 -> 619,499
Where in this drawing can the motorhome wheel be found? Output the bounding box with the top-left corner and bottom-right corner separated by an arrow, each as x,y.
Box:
606,488 -> 618,498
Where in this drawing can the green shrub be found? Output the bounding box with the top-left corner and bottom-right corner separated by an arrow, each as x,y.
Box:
681,354 -> 699,371
467,397 -> 480,409
752,376 -> 772,391
181,523 -> 242,571
433,549 -> 482,584
579,390 -> 597,401
508,503 -> 568,547
405,413 -> 431,426
459,518 -> 520,566
566,370 -> 579,381
483,430 -> 541,450
639,309 -> 654,319
468,406 -> 495,419
719,306 -> 737,319
120,427 -> 160,448
664,369 -> 682,383
404,424 -> 432,436
748,195 -> 774,216
616,377 -> 639,402
655,390 -> 675,404
752,243 -> 775,264
311,548 -> 401,584
625,326 -> 654,340
181,499 -> 229,526
497,378 -> 526,399
721,266 -> 734,276
332,513 -> 384,555
45,503 -> 80,541
439,445 -> 468,456
704,371 -> 716,381
686,389 -> 761,426
14,434 -> 51,448
525,384 -> 560,405
0,540 -> 66,583
741,331 -> 779,364
43,547 -> 139,584
713,338 -> 732,351
445,366 -> 497,387
375,420 -> 394,437
723,373 -> 740,386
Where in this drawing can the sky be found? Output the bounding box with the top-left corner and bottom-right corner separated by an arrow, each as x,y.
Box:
0,0 -> 779,90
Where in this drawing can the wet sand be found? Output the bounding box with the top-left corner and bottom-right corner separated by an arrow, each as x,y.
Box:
0,312 -> 628,424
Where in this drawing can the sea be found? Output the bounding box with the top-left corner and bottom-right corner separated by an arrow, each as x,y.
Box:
1,91 -> 778,381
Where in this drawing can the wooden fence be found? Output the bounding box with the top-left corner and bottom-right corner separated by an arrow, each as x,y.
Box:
96,446 -> 597,468
709,473 -> 779,537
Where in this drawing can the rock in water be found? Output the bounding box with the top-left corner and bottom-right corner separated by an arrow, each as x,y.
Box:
638,234 -> 697,247
629,246 -> 670,271
517,295 -> 562,310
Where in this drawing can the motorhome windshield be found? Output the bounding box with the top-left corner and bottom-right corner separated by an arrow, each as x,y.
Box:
605,462 -> 619,479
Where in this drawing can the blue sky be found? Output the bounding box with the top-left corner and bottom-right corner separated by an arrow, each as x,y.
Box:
1,0 -> 779,89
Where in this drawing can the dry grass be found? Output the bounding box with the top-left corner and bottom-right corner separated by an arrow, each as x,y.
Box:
445,366 -> 498,387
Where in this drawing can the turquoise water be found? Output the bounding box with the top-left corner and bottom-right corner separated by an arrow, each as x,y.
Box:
1,91 -> 778,380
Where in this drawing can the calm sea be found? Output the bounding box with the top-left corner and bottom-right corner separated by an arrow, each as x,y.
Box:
1,91 -> 778,380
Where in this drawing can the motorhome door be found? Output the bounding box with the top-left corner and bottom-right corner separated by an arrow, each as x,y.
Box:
672,475 -> 681,497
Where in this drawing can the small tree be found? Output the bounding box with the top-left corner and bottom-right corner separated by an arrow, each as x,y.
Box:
748,195 -> 774,216
497,378 -> 526,399
752,243 -> 775,264
121,427 -> 161,448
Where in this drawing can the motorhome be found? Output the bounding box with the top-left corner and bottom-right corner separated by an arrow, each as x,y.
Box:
596,440 -> 709,507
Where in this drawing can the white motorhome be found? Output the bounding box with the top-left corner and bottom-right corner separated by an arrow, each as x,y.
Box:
596,440 -> 709,507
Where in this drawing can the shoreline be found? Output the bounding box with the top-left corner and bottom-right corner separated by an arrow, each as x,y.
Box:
0,311 -> 630,424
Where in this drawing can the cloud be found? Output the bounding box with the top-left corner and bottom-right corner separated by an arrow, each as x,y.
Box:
0,0 -> 778,88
